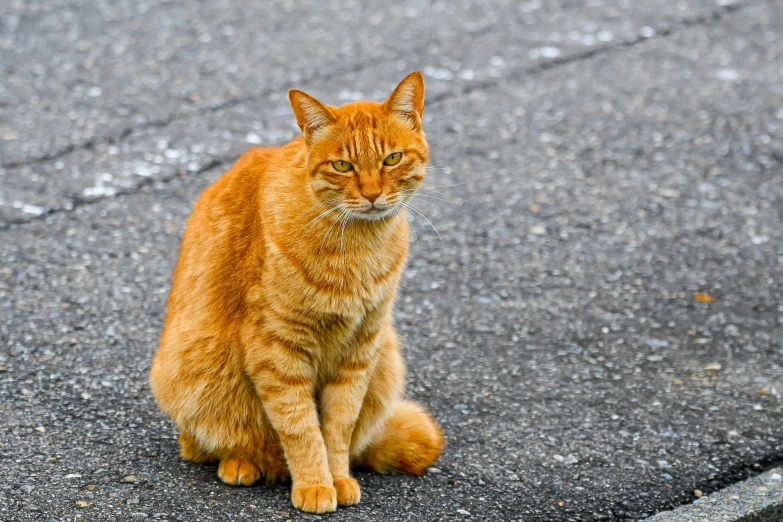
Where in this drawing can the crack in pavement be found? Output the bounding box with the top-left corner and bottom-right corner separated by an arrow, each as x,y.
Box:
0,1 -> 748,235
0,58 -> 381,171
429,2 -> 746,104
1,2 -> 746,172
0,157 -> 233,233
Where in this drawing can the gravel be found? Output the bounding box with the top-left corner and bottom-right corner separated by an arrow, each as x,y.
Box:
1,1 -> 782,521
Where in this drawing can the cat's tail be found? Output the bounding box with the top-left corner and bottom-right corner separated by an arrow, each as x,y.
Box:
358,400 -> 444,475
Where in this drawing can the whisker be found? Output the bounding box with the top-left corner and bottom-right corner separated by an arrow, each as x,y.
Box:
398,190 -> 470,205
402,202 -> 446,250
408,186 -> 469,199
402,208 -> 418,244
418,179 -> 472,189
293,203 -> 346,249
318,208 -> 348,260
339,208 -> 352,266
402,203 -> 428,241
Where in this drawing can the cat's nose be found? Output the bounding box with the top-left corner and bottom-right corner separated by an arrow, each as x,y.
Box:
361,187 -> 382,204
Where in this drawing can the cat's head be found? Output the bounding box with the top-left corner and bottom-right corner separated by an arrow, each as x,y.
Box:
288,72 -> 428,221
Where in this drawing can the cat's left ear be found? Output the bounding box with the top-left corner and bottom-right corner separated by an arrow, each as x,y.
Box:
385,71 -> 425,130
289,89 -> 336,142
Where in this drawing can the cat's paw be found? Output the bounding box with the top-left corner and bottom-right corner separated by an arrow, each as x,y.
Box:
217,458 -> 261,486
291,483 -> 337,514
333,476 -> 361,506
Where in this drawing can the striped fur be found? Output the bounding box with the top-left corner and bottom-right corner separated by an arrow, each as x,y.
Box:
149,72 -> 443,514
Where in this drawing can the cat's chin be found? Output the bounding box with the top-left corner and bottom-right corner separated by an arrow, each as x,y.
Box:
351,207 -> 398,221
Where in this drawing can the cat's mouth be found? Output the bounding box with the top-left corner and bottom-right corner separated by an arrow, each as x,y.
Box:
352,206 -> 397,221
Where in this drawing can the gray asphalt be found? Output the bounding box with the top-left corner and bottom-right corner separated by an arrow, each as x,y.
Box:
648,468 -> 783,521
1,1 -> 782,521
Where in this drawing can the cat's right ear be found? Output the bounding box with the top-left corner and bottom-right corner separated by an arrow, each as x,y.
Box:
288,89 -> 336,142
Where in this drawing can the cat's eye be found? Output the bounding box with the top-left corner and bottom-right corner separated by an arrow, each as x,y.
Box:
383,152 -> 403,166
332,160 -> 353,173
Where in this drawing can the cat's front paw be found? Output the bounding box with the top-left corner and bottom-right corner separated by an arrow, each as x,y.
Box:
291,483 -> 337,514
333,476 -> 361,506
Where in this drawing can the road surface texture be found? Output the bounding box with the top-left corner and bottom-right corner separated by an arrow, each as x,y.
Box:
1,0 -> 782,520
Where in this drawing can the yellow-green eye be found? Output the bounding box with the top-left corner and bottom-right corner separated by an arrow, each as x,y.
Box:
383,152 -> 402,166
332,160 -> 353,173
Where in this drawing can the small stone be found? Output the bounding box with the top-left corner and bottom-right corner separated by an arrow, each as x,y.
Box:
703,363 -> 722,371
428,467 -> 442,474
65,474 -> 82,479
553,454 -> 565,462
657,460 -> 669,470
564,455 -> 578,465
35,426 -> 46,433
753,404 -> 763,411
660,473 -> 673,481
122,475 -> 138,483
21,485 -> 35,494
245,133 -> 262,145
75,500 -> 91,508
85,485 -> 99,491
457,509 -> 471,516
770,473 -> 782,481
529,225 -> 547,236
714,68 -> 740,81
127,497 -> 140,505
694,489 -> 703,498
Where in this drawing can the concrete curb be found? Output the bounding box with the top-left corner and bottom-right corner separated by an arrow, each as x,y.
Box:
645,468 -> 783,521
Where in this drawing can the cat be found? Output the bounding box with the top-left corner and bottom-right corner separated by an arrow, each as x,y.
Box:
149,71 -> 444,514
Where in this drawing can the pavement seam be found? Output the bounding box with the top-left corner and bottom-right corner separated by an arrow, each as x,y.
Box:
429,1 -> 747,105
0,1 -> 748,235
2,2 -> 747,173
0,58 -> 378,171
0,157 -> 233,233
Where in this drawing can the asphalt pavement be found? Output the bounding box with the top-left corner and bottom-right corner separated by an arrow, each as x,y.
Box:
1,1 -> 782,520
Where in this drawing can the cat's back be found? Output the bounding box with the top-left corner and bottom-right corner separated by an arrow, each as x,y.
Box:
164,144 -> 292,324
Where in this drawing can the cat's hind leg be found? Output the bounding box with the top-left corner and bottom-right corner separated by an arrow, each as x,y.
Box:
178,431 -> 218,464
218,458 -> 261,486
349,333 -> 444,476
179,431 -> 261,486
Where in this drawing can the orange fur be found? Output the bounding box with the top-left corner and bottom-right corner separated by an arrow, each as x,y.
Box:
149,72 -> 443,514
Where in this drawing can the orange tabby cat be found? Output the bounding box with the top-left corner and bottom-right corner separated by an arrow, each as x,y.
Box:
149,72 -> 443,513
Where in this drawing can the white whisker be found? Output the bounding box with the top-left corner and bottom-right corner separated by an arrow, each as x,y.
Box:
339,208 -> 352,266
403,202 -> 446,250
318,208 -> 349,260
398,190 -> 469,205
293,203 -> 346,249
419,179 -> 472,189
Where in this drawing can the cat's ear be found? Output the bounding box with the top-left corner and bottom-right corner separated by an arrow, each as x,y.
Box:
385,71 -> 425,130
288,89 -> 336,142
